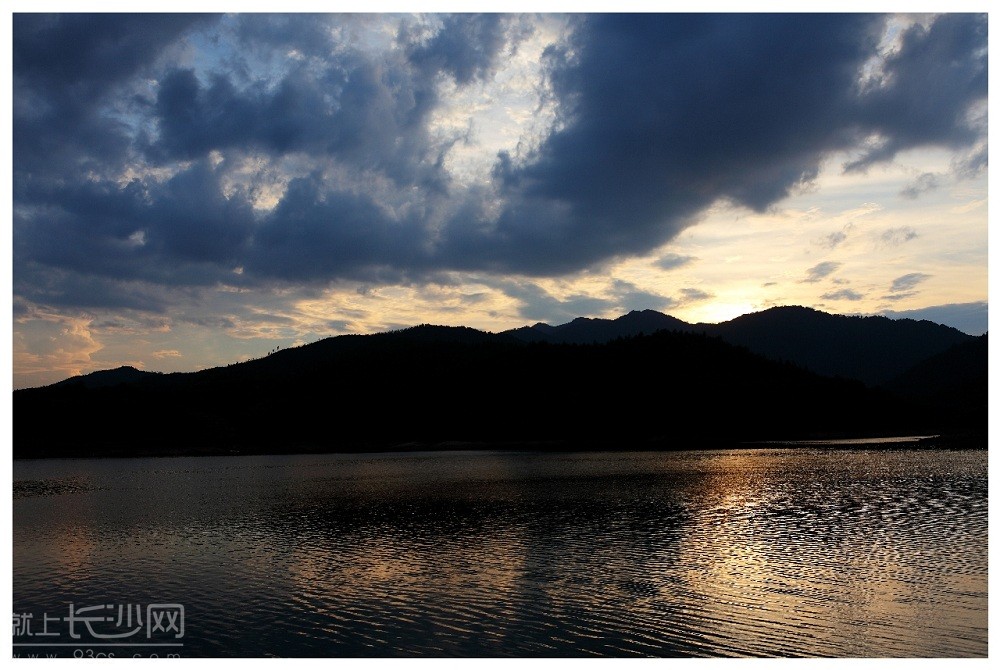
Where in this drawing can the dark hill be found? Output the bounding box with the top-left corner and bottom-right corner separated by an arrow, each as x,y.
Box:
14,326 -> 930,459
53,365 -> 158,390
884,334 -> 987,432
505,309 -> 692,344
506,306 -> 973,387
705,306 -> 973,387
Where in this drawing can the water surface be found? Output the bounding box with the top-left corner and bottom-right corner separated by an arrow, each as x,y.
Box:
13,448 -> 987,657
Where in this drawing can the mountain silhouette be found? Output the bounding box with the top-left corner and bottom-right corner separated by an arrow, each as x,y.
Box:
14,306 -> 984,459
53,365 -> 158,390
706,306 -> 973,386
505,309 -> 690,344
884,334 -> 987,430
505,306 -> 974,387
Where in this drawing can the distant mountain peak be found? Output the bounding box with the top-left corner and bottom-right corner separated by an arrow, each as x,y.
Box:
502,309 -> 690,346
53,364 -> 154,390
616,309 -> 685,322
499,305 -> 973,386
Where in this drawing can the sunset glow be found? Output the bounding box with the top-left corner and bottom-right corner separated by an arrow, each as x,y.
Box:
10,11 -> 988,388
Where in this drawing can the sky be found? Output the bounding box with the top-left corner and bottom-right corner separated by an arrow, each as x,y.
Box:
8,8 -> 990,388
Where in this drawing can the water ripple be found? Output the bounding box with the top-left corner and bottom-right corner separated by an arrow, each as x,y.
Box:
14,448 -> 987,657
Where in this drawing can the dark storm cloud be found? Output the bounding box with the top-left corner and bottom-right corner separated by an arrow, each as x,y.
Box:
406,14 -> 526,85
13,265 -> 172,313
846,13 -> 988,171
13,14 -> 217,174
243,173 -> 431,282
15,160 -> 255,289
146,59 -> 445,191
145,14 -> 526,181
439,13 -> 985,275
13,14 -> 988,311
232,13 -> 342,61
13,14 -> 211,92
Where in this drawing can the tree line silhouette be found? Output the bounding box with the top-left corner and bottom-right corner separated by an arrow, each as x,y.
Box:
14,322 -> 984,459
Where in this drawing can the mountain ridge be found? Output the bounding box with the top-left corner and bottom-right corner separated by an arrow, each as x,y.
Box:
44,305 -> 975,391
502,305 -> 974,386
13,305 -> 986,459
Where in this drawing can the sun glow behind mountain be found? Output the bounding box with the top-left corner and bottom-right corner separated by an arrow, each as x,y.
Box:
10,10 -> 988,389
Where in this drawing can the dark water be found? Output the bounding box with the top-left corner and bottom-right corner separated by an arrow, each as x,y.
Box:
13,448 -> 987,657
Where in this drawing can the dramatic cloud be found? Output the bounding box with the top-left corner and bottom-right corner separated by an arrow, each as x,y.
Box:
802,262 -> 842,283
405,14 -> 526,86
11,13 -> 989,386
13,13 -> 216,175
845,13 -> 988,172
13,13 -> 988,311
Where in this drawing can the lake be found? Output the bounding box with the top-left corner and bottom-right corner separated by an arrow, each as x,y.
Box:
12,447 -> 987,657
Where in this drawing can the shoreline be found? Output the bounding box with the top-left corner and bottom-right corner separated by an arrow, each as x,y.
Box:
12,432 -> 987,461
